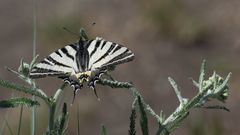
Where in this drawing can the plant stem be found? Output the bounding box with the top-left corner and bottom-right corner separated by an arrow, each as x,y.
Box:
0,112 -> 9,135
3,117 -> 14,135
48,83 -> 67,133
32,0 -> 37,58
31,0 -> 37,134
49,102 -> 56,133
17,105 -> 23,135
31,83 -> 37,135
77,103 -> 80,135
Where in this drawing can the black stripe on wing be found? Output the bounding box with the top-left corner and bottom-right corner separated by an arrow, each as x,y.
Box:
46,56 -> 72,68
101,48 -> 134,68
61,47 -> 74,61
55,50 -> 62,57
100,41 -> 107,49
108,49 -> 134,64
90,40 -> 101,57
30,67 -> 67,78
111,45 -> 122,54
88,39 -> 135,70
41,60 -> 52,65
93,43 -> 115,65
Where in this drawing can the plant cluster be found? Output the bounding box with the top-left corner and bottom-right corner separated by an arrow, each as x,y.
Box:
0,57 -> 231,135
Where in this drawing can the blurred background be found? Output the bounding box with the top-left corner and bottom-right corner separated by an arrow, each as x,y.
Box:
0,0 -> 239,134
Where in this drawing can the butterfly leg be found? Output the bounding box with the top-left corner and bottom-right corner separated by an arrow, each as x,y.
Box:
88,76 -> 100,100
87,70 -> 106,100
59,76 -> 83,104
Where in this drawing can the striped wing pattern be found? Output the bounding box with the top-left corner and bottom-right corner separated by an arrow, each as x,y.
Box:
30,44 -> 78,78
88,37 -> 134,70
30,37 -> 134,78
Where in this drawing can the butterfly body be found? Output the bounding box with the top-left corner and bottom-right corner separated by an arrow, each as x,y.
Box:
30,37 -> 134,100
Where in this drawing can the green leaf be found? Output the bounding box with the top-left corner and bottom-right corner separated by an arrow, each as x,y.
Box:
199,60 -> 206,92
128,108 -> 137,135
98,79 -> 133,89
18,59 -> 31,77
100,125 -> 107,135
168,77 -> 188,105
0,78 -> 48,102
30,55 -> 39,69
0,97 -> 40,108
137,96 -> 149,135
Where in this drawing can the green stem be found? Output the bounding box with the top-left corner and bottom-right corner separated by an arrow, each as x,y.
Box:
17,105 -> 23,135
32,0 -> 37,58
0,112 -> 9,135
48,83 -> 67,133
77,103 -> 80,135
31,0 -> 37,134
49,102 -> 56,133
3,117 -> 14,135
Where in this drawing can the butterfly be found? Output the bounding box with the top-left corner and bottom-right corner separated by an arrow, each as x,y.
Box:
29,36 -> 134,102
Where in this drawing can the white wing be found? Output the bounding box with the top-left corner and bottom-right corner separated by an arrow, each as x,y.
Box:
87,38 -> 134,70
30,44 -> 78,78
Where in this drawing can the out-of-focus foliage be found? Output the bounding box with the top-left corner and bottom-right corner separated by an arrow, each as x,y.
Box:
142,0 -> 209,46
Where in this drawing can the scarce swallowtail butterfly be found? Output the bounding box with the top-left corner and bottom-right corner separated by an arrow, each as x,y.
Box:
29,36 -> 134,102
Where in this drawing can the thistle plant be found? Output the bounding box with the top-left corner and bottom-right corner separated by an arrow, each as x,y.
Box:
97,60 -> 231,135
1,57 -> 69,134
0,27 -> 231,135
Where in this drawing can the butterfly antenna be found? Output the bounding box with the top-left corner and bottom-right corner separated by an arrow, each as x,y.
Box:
62,27 -> 80,38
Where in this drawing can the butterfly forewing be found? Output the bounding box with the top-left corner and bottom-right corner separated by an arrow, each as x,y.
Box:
30,44 -> 78,78
88,38 -> 134,70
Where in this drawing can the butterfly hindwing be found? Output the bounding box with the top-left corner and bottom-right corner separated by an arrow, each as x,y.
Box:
30,44 -> 78,78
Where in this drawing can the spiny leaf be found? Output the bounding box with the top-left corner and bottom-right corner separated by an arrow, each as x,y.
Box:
0,97 -> 40,108
0,78 -> 48,101
100,125 -> 107,135
128,108 -> 137,135
199,60 -> 206,92
30,55 -> 39,69
98,79 -> 133,89
18,59 -> 30,77
137,96 -> 149,135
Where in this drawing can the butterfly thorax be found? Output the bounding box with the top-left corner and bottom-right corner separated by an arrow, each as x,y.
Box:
74,71 -> 92,84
